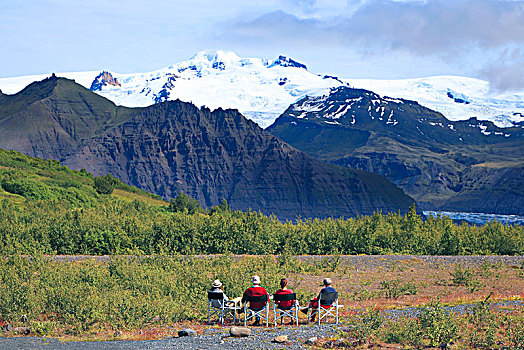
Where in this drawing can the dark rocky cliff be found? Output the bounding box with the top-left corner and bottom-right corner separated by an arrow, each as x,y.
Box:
268,87 -> 524,215
0,78 -> 414,219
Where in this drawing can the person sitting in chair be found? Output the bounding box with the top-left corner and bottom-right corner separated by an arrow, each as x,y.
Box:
308,278 -> 338,322
242,275 -> 269,326
209,279 -> 229,309
274,278 -> 296,324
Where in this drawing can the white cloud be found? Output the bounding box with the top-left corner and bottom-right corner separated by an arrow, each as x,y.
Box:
480,47 -> 524,93
221,0 -> 524,89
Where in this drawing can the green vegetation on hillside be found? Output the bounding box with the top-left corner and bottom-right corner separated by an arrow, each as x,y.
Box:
0,149 -> 523,256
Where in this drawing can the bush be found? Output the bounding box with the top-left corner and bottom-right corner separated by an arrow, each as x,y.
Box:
168,192 -> 202,214
418,302 -> 459,347
380,278 -> 418,299
451,264 -> 482,292
93,174 -> 119,195
1,178 -> 57,200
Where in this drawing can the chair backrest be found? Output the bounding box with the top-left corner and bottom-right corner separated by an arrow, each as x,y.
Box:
244,294 -> 269,303
273,292 -> 296,302
319,291 -> 337,306
208,291 -> 226,300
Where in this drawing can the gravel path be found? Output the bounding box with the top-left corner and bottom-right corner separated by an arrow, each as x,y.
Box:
48,254 -> 524,270
0,325 -> 339,349
2,301 -> 523,349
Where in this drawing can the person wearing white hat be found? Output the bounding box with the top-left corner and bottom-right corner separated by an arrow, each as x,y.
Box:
241,275 -> 269,326
209,279 -> 229,309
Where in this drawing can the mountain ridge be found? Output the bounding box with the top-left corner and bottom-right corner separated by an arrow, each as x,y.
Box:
1,51 -> 522,129
267,86 -> 524,215
0,77 -> 414,219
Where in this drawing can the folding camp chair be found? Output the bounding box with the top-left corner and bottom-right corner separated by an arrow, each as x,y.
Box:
308,291 -> 343,325
207,291 -> 239,325
243,294 -> 269,327
273,292 -> 299,326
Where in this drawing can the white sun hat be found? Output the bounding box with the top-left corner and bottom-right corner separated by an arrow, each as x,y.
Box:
212,279 -> 222,288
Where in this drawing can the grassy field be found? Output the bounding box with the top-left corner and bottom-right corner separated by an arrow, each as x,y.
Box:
0,254 -> 522,348
1,150 -> 523,348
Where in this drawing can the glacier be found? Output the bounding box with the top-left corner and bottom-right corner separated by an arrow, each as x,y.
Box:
0,50 -> 523,128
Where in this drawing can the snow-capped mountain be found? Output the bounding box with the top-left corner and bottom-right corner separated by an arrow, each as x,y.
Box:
0,51 -> 343,128
267,86 -> 524,216
346,76 -> 524,128
0,50 -> 522,128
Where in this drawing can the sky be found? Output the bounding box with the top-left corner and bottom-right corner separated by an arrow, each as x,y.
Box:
1,0 -> 523,92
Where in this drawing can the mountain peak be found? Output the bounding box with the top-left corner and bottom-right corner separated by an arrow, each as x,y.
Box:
270,55 -> 307,70
189,50 -> 241,64
90,71 -> 121,91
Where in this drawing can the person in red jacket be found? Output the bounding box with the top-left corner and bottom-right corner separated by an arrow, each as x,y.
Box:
274,278 -> 295,325
242,275 -> 269,326
274,278 -> 294,308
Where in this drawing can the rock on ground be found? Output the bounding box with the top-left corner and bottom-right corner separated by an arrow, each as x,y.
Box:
230,326 -> 251,337
178,328 -> 197,337
273,335 -> 288,343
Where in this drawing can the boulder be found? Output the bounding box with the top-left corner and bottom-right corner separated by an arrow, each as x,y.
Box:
305,336 -> 318,345
229,326 -> 251,337
273,335 -> 288,343
14,327 -> 30,335
178,328 -> 197,337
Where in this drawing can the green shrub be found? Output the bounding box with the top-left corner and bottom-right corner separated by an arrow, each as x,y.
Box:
168,192 -> 202,214
380,278 -> 418,299
451,264 -> 482,292
418,302 -> 459,347
1,178 -> 57,200
93,174 -> 119,195
381,317 -> 422,345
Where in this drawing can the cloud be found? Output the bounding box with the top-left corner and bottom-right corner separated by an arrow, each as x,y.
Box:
283,0 -> 318,13
480,48 -> 524,92
227,0 -> 524,54
222,0 -> 524,90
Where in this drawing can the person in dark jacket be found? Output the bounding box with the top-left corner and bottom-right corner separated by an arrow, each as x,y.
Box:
209,279 -> 229,309
308,278 -> 338,322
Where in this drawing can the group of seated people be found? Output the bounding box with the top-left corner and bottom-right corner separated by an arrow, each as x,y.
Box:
209,275 -> 338,326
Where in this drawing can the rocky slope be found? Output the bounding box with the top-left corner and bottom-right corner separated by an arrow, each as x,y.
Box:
267,87 -> 524,215
0,75 -> 133,161
0,77 -> 414,219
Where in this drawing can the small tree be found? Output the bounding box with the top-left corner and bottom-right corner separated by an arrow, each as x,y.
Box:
93,173 -> 119,195
168,192 -> 202,214
209,198 -> 231,215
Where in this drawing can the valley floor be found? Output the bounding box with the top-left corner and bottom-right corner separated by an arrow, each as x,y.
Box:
1,255 -> 523,348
